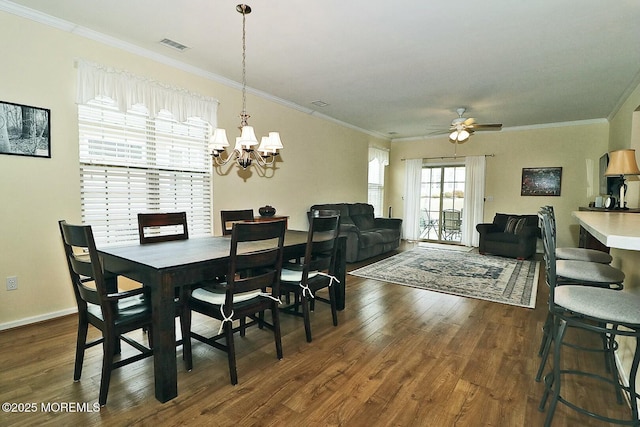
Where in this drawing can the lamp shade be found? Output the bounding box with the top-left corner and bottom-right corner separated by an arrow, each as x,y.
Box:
604,149 -> 640,176
210,128 -> 230,150
238,126 -> 259,148
266,132 -> 283,149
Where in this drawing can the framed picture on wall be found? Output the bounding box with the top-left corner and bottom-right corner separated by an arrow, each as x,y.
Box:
0,100 -> 51,158
521,167 -> 562,196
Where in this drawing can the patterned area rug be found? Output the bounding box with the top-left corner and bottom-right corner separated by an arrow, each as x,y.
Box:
349,248 -> 540,308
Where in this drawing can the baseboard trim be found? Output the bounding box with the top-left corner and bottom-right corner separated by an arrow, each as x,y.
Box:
0,307 -> 77,331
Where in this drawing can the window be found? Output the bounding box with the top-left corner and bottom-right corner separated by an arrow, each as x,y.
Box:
79,97 -> 212,245
419,165 -> 465,242
368,147 -> 389,217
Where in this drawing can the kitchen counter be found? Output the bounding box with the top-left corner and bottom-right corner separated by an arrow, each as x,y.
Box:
572,211 -> 640,251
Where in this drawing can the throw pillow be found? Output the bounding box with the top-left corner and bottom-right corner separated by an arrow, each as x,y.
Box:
514,217 -> 527,234
504,216 -> 518,233
504,216 -> 527,234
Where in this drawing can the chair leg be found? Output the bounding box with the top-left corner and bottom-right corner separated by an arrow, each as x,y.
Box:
603,327 -> 624,404
301,294 -> 313,343
542,318 -> 568,427
74,316 -> 89,381
225,321 -> 238,385
99,332 -> 116,406
271,302 -> 283,360
240,317 -> 246,336
536,314 -> 556,382
630,336 -> 640,422
538,312 -> 553,356
329,283 -> 338,327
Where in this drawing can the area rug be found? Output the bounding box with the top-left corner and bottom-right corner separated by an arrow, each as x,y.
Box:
349,248 -> 540,308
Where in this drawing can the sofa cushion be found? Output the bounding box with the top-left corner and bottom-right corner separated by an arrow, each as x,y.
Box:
372,228 -> 401,243
349,203 -> 376,230
310,203 -> 353,225
352,214 -> 375,231
484,231 -> 522,244
358,231 -> 383,248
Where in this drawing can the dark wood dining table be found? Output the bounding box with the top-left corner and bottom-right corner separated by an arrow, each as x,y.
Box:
98,230 -> 346,403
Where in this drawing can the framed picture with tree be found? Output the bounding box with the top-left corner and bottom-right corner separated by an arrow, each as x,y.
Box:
0,100 -> 51,158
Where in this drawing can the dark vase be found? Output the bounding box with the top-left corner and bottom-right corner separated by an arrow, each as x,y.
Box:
259,205 -> 276,217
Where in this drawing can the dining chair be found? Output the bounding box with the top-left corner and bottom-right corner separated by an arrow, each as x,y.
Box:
442,209 -> 462,241
220,209 -> 254,236
138,212 -> 189,244
181,219 -> 286,385
279,210 -> 341,342
536,210 -> 640,426
58,220 -> 154,406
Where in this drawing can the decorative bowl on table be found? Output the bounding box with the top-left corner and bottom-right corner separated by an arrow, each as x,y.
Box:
258,205 -> 276,217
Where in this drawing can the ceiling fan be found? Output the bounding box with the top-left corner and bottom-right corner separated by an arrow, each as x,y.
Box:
447,107 -> 502,143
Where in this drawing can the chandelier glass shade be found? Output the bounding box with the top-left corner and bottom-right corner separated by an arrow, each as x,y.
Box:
210,4 -> 283,171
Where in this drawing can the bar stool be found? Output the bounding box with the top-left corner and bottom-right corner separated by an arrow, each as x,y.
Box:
536,210 -> 625,382
542,206 -> 613,264
537,210 -> 640,426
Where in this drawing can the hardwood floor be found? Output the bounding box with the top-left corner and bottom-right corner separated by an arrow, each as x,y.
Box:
0,244 -> 633,426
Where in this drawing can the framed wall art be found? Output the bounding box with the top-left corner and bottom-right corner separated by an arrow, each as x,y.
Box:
0,100 -> 51,158
521,167 -> 562,196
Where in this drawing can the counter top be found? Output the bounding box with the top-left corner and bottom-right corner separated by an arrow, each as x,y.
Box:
572,211 -> 640,251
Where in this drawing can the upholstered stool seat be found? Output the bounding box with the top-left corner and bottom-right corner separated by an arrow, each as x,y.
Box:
555,286 -> 640,324
556,259 -> 625,285
556,247 -> 613,264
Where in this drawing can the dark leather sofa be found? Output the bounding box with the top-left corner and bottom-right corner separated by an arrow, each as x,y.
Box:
309,203 -> 402,262
476,213 -> 540,260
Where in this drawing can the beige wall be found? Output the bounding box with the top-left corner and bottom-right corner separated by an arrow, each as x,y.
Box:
388,121 -> 609,249
0,11 -> 383,327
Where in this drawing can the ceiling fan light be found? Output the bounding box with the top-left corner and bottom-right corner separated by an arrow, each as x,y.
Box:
458,130 -> 470,141
449,131 -> 459,140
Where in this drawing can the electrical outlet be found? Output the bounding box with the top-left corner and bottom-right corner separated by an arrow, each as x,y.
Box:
6,276 -> 17,291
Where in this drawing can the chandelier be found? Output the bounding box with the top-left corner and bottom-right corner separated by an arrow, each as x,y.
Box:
210,4 -> 283,171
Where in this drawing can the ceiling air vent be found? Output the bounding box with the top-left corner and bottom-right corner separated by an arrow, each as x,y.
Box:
159,38 -> 190,52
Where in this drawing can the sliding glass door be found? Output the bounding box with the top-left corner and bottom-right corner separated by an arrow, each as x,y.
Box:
419,165 -> 465,243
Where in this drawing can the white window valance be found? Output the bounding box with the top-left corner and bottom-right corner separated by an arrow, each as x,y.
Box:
76,59 -> 219,126
368,146 -> 389,166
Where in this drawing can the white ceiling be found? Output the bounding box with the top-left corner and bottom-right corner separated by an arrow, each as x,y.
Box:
3,0 -> 640,140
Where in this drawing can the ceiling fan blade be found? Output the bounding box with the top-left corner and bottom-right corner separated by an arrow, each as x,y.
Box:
463,117 -> 476,126
427,129 -> 451,136
470,123 -> 502,131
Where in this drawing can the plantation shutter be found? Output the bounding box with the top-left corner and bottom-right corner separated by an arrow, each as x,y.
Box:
79,99 -> 212,245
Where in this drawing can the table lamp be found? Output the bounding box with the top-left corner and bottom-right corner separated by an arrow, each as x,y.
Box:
604,149 -> 640,209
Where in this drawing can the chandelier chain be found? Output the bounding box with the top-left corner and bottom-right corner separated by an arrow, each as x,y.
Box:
240,6 -> 248,127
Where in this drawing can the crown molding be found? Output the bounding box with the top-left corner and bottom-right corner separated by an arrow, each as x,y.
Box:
0,0 -> 388,140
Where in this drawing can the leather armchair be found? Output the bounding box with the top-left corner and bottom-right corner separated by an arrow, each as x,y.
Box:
476,213 -> 540,260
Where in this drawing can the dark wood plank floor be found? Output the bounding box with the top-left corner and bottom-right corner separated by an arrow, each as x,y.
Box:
0,243 -> 633,426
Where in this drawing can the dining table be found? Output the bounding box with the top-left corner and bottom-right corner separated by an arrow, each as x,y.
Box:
97,230 -> 346,403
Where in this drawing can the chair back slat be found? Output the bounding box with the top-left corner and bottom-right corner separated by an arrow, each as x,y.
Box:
303,212 -> 341,278
138,212 -> 189,244
59,220 -> 110,307
220,209 -> 255,236
226,219 -> 286,299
